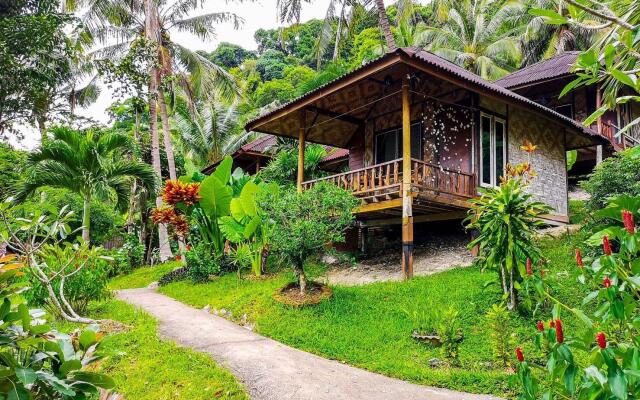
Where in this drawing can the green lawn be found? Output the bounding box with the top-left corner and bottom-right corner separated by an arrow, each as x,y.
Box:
108,261 -> 182,290
58,299 -> 248,400
158,233 -> 589,397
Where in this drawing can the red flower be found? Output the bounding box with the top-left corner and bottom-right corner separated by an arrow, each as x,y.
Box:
550,320 -> 555,328
603,276 -> 612,288
187,245 -> 192,251
526,258 -> 533,276
162,180 -> 201,206
603,235 -> 612,256
575,249 -> 583,268
536,321 -> 544,331
555,319 -> 564,343
515,347 -> 524,362
596,332 -> 607,349
176,254 -> 182,261
623,210 -> 635,234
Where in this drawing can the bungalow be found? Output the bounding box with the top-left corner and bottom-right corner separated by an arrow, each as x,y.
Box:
494,51 -> 640,173
245,47 -> 608,278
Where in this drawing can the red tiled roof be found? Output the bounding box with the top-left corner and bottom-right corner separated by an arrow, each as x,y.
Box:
323,147 -> 349,162
493,52 -> 580,89
239,134 -> 276,153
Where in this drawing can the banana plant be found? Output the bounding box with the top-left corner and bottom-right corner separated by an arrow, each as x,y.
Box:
219,179 -> 279,276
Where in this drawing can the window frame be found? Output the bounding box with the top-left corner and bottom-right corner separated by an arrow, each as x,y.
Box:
479,112 -> 506,188
373,121 -> 422,164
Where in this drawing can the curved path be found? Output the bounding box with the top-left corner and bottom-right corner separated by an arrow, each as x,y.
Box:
117,288 -> 501,400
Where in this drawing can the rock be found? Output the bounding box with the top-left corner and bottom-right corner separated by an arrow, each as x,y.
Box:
428,358 -> 446,368
321,253 -> 339,265
147,281 -> 159,289
202,305 -> 211,313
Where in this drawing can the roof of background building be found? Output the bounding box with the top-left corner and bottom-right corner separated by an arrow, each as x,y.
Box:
493,52 -> 580,89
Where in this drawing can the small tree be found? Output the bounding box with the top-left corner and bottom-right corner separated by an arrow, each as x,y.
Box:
465,144 -> 551,310
258,182 -> 358,294
0,200 -> 105,324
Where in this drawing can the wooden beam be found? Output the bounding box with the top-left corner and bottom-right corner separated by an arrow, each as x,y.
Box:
356,198 -> 403,213
246,55 -> 402,132
361,210 -> 467,227
297,110 -> 306,193
306,105 -> 363,126
401,74 -> 414,280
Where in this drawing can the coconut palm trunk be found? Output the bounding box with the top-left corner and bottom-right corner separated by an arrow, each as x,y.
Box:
157,89 -> 177,181
145,0 -> 173,261
82,193 -> 91,242
374,0 -> 397,51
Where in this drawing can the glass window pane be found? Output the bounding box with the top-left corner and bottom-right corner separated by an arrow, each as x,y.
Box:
410,123 -> 421,159
495,120 -> 504,183
375,131 -> 398,163
481,116 -> 492,185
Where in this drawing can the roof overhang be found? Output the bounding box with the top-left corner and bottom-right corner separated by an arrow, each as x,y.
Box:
246,48 -> 608,149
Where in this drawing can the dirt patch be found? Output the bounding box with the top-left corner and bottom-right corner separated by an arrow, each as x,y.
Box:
322,231 -> 474,286
98,319 -> 130,334
273,282 -> 333,306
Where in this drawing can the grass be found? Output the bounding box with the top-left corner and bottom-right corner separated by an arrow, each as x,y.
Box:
57,299 -> 248,400
157,232 -> 589,397
108,261 -> 182,290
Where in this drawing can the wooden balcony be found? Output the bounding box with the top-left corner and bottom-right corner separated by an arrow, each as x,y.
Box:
301,158 -> 477,215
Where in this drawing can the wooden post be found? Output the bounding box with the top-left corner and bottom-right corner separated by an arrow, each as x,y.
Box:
595,84 -> 603,165
401,74 -> 414,279
297,110 -> 306,192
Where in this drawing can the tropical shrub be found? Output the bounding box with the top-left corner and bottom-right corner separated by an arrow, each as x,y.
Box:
515,194 -> 640,399
185,243 -> 227,283
218,180 -> 279,276
581,148 -> 640,211
258,182 -> 358,294
485,303 -> 515,369
465,147 -> 552,310
110,233 -> 146,276
0,200 -> 106,323
258,144 -> 327,186
0,254 -> 115,398
27,243 -> 111,316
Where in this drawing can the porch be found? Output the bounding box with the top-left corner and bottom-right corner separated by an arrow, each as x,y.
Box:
301,157 -> 476,214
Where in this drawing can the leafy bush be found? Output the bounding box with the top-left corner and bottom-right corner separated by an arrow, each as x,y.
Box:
258,182 -> 358,293
582,147 -> 640,211
185,243 -> 229,283
0,254 -> 115,398
465,156 -> 551,310
110,233 -> 146,276
26,244 -> 111,316
516,194 -> 640,398
485,303 -> 515,369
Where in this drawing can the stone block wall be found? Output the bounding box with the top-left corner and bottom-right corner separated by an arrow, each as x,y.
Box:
508,107 -> 568,216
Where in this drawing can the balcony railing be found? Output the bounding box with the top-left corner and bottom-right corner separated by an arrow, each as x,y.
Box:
301,158 -> 477,201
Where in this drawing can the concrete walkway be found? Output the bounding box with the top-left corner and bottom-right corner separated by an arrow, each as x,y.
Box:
117,288 -> 500,400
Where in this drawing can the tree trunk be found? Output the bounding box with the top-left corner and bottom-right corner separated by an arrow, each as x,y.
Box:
144,0 -> 173,262
295,260 -> 307,294
37,115 -> 47,143
508,259 -> 517,311
332,5 -> 345,61
126,111 -> 141,234
374,0 -> 397,52
157,89 -> 177,181
82,194 -> 91,243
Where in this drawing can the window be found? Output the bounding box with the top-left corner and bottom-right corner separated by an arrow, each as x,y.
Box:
554,104 -> 574,119
374,123 -> 422,164
479,114 -> 506,187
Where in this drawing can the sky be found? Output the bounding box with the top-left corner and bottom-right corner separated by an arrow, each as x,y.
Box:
13,0 -> 332,150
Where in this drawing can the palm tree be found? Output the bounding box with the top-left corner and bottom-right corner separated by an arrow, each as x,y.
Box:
417,0 -> 524,80
278,0 -> 396,56
520,0 -> 603,65
14,127 -> 157,243
173,96 -> 243,168
80,0 -> 241,259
